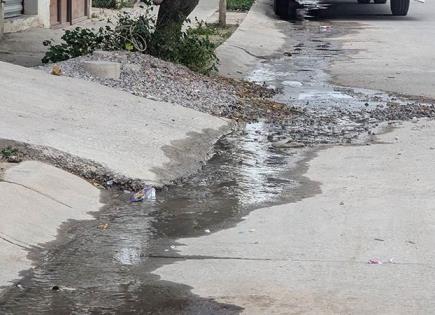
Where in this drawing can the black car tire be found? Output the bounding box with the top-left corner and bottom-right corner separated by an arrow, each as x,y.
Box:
274,0 -> 298,18
391,0 -> 410,15
274,0 -> 289,17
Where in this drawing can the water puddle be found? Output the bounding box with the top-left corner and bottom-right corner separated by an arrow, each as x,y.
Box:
2,8 -> 435,315
0,119 -> 319,313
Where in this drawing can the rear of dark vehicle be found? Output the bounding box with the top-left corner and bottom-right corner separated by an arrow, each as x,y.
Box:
273,0 -> 410,17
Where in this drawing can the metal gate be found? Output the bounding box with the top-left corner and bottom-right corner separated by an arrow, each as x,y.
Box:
4,0 -> 23,18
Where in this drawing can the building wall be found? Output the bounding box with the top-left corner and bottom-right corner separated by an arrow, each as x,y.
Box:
22,0 -> 50,27
0,2 -> 4,38
0,0 -> 91,34
38,0 -> 50,27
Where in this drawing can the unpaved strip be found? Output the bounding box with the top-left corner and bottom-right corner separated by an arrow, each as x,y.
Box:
154,120 -> 435,313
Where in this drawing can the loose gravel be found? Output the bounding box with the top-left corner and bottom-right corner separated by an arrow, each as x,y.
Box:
39,51 -> 290,122
39,50 -> 435,147
36,49 -> 435,188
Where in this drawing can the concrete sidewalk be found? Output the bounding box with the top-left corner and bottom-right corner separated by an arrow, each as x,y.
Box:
0,161 -> 101,294
0,48 -> 229,293
0,61 -> 230,186
154,120 -> 435,314
328,0 -> 435,99
216,0 -> 287,78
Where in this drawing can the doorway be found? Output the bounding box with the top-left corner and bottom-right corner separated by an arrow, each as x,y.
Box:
50,0 -> 89,28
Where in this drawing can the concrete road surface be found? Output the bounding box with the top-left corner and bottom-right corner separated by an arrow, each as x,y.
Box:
154,0 -> 435,313
155,120 -> 435,314
327,0 -> 435,98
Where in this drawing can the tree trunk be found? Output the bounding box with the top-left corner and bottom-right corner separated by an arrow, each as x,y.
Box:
155,0 -> 199,35
219,0 -> 227,27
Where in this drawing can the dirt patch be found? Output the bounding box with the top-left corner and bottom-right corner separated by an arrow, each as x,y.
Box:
0,162 -> 13,179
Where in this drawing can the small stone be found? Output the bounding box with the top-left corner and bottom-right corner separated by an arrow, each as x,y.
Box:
6,155 -> 22,163
51,64 -> 62,76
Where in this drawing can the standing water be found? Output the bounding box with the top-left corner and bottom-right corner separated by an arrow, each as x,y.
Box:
1,10 -> 434,315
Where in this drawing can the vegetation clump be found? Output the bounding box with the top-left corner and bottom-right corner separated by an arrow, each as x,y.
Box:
227,0 -> 255,11
43,3 -> 218,74
0,147 -> 18,159
93,0 -> 135,9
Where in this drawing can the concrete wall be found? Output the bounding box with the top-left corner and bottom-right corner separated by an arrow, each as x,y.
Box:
4,0 -> 50,29
24,0 -> 50,28
0,2 -> 4,39
37,0 -> 50,28
1,0 -> 92,33
23,0 -> 38,15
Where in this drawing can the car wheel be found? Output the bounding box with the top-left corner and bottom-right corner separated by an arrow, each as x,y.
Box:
390,0 -> 409,15
274,0 -> 298,18
374,0 -> 387,3
357,0 -> 371,3
274,0 -> 288,17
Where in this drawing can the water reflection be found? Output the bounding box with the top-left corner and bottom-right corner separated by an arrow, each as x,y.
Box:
0,121 -> 302,313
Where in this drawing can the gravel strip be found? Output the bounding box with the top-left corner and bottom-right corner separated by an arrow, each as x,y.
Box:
39,50 -> 435,146
39,51 -> 286,122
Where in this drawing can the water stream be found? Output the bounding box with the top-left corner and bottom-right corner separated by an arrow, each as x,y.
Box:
1,10 -> 432,315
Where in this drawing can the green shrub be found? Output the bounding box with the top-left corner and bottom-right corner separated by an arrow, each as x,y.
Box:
0,147 -> 18,159
227,0 -> 255,11
42,27 -> 108,63
154,27 -> 217,73
93,0 -> 135,9
93,0 -> 117,8
42,10 -> 218,74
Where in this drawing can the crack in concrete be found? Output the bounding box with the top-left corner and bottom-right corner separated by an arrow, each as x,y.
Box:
1,180 -> 73,209
148,254 -> 435,268
0,233 -> 29,250
228,44 -> 268,59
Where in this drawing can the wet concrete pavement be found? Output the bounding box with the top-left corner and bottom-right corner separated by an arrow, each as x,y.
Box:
0,122 -> 316,313
2,0 -> 435,314
323,0 -> 435,99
